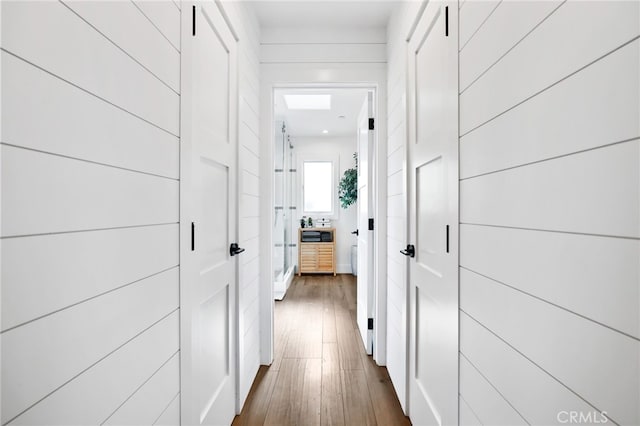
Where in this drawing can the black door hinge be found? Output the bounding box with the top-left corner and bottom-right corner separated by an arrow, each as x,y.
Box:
368,218 -> 374,231
368,318 -> 374,330
368,118 -> 375,130
446,224 -> 450,253
445,6 -> 449,37
192,5 -> 196,36
191,222 -> 195,251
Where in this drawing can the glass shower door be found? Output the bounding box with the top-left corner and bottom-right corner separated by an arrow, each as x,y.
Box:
274,121 -> 296,299
273,121 -> 285,283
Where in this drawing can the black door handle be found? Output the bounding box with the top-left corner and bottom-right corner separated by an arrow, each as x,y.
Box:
351,229 -> 359,236
230,243 -> 245,256
400,244 -> 415,258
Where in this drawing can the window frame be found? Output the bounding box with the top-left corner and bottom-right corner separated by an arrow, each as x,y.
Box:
299,153 -> 340,220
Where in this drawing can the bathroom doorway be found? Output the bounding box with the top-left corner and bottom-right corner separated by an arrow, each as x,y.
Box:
270,87 -> 378,360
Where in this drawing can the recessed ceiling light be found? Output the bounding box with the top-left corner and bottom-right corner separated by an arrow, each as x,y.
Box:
284,94 -> 331,110
322,130 -> 329,134
338,115 -> 345,119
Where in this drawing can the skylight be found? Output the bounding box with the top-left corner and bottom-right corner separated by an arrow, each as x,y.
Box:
283,94 -> 331,110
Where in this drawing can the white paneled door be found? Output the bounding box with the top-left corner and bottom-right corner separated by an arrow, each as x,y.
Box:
406,1 -> 459,425
181,2 -> 239,425
356,92 -> 375,355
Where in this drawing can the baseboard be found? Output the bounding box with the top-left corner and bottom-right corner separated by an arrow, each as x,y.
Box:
337,263 -> 353,274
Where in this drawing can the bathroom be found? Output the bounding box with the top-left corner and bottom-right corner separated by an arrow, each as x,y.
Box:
272,88 -> 368,299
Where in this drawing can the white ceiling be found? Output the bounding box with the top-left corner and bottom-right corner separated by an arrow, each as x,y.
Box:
248,1 -> 397,28
274,88 -> 369,137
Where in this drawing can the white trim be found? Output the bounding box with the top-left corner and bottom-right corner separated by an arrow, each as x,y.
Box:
405,0 -> 430,42
337,263 -> 353,274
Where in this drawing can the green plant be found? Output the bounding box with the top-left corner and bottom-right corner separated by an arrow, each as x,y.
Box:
338,153 -> 358,209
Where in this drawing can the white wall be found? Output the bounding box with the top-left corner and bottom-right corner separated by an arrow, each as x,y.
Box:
385,7 -> 408,412
294,136 -> 358,273
384,1 -> 426,413
458,2 -> 639,424
217,0 -> 262,412
260,26 -> 387,64
386,0 -> 640,424
1,1 -> 180,424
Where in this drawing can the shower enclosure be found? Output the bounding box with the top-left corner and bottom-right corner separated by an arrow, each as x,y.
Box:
273,121 -> 296,300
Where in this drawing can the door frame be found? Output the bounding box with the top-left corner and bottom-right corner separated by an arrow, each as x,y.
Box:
259,65 -> 388,367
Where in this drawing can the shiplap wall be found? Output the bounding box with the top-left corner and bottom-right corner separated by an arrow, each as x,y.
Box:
222,1 -> 263,410
458,1 -> 640,425
384,3 -> 416,413
1,1 -> 180,424
386,0 -> 640,422
260,27 -> 386,64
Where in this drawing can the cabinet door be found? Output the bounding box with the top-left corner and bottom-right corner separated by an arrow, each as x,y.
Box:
317,245 -> 333,272
300,244 -> 318,272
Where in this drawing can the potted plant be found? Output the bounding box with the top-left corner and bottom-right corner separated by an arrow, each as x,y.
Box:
338,153 -> 357,209
340,153 -> 358,276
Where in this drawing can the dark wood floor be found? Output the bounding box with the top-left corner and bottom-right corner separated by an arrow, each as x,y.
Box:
232,274 -> 411,426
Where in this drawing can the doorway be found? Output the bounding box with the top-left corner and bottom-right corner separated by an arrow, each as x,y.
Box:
265,86 -> 383,363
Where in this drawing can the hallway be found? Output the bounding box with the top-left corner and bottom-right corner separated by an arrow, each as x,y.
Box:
233,275 -> 410,426
2,1 -> 638,424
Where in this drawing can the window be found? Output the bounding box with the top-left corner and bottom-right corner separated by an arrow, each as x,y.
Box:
302,161 -> 334,215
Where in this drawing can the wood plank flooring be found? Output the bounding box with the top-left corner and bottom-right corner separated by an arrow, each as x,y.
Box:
233,274 -> 411,426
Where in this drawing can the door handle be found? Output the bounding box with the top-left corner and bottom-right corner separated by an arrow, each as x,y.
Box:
351,229 -> 359,236
400,244 -> 415,258
230,243 -> 245,256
